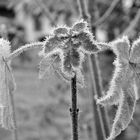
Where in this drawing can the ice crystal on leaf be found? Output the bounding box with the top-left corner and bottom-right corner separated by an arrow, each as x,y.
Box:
39,20 -> 100,87
0,38 -> 16,130
96,36 -> 140,140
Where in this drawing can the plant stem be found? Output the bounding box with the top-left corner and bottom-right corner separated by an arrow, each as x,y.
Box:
89,58 -> 106,140
77,0 -> 110,139
6,42 -> 44,61
4,59 -> 18,140
70,74 -> 79,140
88,0 -> 110,137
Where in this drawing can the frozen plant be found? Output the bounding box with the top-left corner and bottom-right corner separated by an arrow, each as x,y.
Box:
39,20 -> 101,86
97,36 -> 140,140
39,19 -> 103,140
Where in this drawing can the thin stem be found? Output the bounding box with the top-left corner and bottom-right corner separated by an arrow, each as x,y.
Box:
77,0 -> 90,22
6,42 -> 44,61
4,60 -> 18,140
88,57 -> 106,140
77,0 -> 110,139
88,0 -> 110,137
70,74 -> 79,140
10,91 -> 18,140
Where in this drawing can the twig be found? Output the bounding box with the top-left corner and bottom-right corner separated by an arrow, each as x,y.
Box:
93,0 -> 120,27
70,74 -> 79,140
6,42 -> 44,61
35,0 -> 56,26
120,8 -> 140,37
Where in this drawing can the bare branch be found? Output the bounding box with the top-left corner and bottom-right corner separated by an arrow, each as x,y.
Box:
93,0 -> 120,27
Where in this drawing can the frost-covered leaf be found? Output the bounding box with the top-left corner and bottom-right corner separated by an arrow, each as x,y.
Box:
97,36 -> 140,140
129,37 -> 140,64
39,53 -> 60,79
72,20 -> 88,33
77,32 -> 99,53
43,36 -> 61,53
111,36 -> 130,62
96,42 -> 112,51
54,26 -> 68,37
97,59 -> 123,106
107,87 -> 136,140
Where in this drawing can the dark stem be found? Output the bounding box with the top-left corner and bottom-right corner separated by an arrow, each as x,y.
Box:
70,74 -> 79,140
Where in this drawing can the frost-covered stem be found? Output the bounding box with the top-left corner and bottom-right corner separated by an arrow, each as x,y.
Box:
6,42 -> 44,61
70,74 -> 79,140
77,0 -> 110,139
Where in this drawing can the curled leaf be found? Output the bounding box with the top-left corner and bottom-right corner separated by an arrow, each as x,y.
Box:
107,87 -> 136,140
97,60 -> 123,106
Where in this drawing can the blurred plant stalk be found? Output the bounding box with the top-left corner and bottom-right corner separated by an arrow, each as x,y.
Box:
77,0 -> 110,139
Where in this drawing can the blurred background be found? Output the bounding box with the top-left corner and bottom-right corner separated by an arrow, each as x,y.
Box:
0,0 -> 140,140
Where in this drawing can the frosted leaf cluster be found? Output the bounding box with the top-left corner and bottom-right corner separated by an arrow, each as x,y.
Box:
39,19 -> 100,86
97,36 -> 140,140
